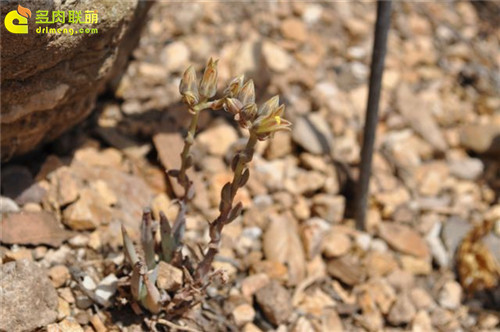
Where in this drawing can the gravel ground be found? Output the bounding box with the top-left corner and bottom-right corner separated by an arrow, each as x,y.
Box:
1,2 -> 499,331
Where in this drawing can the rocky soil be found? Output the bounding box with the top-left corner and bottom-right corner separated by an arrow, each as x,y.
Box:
1,2 -> 499,331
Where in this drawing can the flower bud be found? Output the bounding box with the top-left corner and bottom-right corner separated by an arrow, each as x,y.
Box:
258,95 -> 279,117
252,104 -> 291,140
179,66 -> 199,106
238,80 -> 255,106
224,98 -> 243,115
199,58 -> 218,99
224,74 -> 245,97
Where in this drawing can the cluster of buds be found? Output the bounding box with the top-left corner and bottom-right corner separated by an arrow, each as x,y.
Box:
180,58 -> 291,139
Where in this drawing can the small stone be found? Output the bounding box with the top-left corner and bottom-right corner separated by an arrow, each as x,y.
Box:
280,18 -> 307,42
363,251 -> 398,278
197,121 -> 238,156
327,255 -> 365,286
441,216 -> 471,256
410,288 -> 436,311
265,131 -> 292,160
387,269 -> 415,292
438,281 -> 462,310
157,262 -> 183,292
33,246 -> 48,260
57,297 -> 71,320
75,294 -> 93,310
241,273 -> 270,299
68,235 -> 89,248
426,222 -> 449,268
95,274 -> 118,305
322,232 -> 351,258
400,255 -> 431,275
90,180 -> 117,207
460,124 -> 500,155
262,41 -> 292,73
48,167 -> 80,206
58,317 -> 84,332
233,303 -> 256,327
0,196 -> 19,213
88,231 -> 102,251
412,310 -> 433,332
291,170 -> 325,195
0,260 -> 58,331
378,222 -> 430,258
292,113 -> 334,154
300,217 -> 330,259
312,194 -> 345,223
449,158 -> 484,180
162,41 -> 190,72
63,189 -> 112,231
4,248 -> 32,262
321,308 -> 344,332
255,281 -> 293,326
48,265 -> 70,288
387,293 -> 416,325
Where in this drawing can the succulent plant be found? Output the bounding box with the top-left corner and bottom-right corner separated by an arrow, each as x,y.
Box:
120,58 -> 291,316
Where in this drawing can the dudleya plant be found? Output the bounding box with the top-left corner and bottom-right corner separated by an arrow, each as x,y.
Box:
121,58 -> 291,316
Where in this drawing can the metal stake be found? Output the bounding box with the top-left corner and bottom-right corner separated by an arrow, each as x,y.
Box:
355,0 -> 392,231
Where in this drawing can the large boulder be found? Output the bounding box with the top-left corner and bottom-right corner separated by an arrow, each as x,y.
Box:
1,0 -> 152,161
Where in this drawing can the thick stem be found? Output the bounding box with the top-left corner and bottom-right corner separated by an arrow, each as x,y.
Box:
195,133 -> 258,281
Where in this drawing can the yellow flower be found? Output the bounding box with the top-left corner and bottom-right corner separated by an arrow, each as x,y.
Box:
252,103 -> 291,140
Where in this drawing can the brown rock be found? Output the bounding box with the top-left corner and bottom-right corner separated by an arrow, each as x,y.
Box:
48,265 -> 70,288
281,18 -> 307,42
312,194 -> 345,223
251,260 -> 288,282
322,232 -> 351,258
1,1 -> 152,161
363,251 -> 398,277
262,41 -> 292,73
378,222 -> 430,258
241,273 -> 270,299
233,304 -> 256,327
327,255 -> 366,286
321,308 -> 344,332
387,293 -> 416,325
400,255 -> 432,275
412,310 -> 433,332
47,167 -> 80,206
265,131 -> 293,160
255,281 -> 293,326
63,188 -> 112,231
197,120 -> 238,156
460,124 -> 500,156
438,281 -> 462,310
300,217 -> 330,259
156,261 -> 183,292
0,211 -> 72,247
4,248 -> 32,262
409,287 -> 436,311
263,214 -> 306,285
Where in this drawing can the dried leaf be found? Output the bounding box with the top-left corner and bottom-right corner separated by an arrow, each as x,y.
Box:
122,225 -> 139,266
239,168 -> 250,188
141,209 -> 156,270
263,213 -> 306,285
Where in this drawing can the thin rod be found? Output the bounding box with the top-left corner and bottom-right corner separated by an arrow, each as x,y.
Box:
355,0 -> 392,231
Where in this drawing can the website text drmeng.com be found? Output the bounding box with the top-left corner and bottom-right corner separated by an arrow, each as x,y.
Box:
36,26 -> 98,35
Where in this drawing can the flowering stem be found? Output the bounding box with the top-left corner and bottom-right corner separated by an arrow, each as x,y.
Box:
195,132 -> 258,281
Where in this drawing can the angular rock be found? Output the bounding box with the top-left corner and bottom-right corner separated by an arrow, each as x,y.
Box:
460,124 -> 500,156
262,41 -> 292,73
1,1 -> 152,161
197,121 -> 238,156
327,255 -> 365,286
396,85 -> 447,152
378,222 -> 430,258
156,261 -> 183,292
0,211 -> 73,247
438,281 -> 462,310
255,280 -> 293,326
448,158 -> 484,180
387,293 -> 416,326
233,304 -> 256,327
292,113 -> 334,154
280,18 -> 307,42
0,260 -> 58,331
